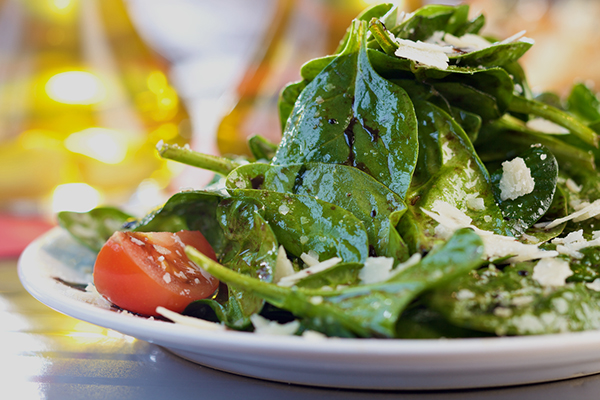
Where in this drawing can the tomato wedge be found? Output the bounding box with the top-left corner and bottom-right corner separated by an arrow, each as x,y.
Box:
93,230 -> 219,316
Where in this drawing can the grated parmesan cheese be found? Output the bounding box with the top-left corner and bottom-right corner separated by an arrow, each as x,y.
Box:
532,258 -> 573,287
422,200 -> 558,262
277,257 -> 342,287
359,256 -> 394,284
273,245 -> 295,284
551,229 -> 600,259
526,118 -> 570,134
250,314 -> 300,336
544,199 -> 600,229
394,38 -> 452,69
498,157 -> 535,201
586,279 -> 600,292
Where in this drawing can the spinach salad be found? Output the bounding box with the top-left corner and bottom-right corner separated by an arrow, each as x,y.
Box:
59,3 -> 600,339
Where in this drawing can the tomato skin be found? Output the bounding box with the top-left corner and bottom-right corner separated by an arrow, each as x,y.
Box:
93,230 -> 219,316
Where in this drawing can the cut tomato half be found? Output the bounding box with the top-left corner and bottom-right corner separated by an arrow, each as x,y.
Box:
93,230 -> 219,316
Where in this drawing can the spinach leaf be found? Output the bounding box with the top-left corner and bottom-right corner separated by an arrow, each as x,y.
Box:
389,5 -> 461,41
231,189 -> 369,263
428,262 -> 600,335
449,41 -> 533,68
57,207 -> 134,252
273,20 -> 419,200
566,82 -> 600,123
227,162 -> 408,260
132,190 -> 227,256
247,135 -> 278,162
399,100 -> 511,253
191,198 -> 278,329
490,145 -> 558,235
187,228 -> 484,338
521,184 -> 568,244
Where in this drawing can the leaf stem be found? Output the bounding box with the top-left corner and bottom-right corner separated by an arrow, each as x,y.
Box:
368,18 -> 398,56
508,96 -> 599,147
157,142 -> 239,176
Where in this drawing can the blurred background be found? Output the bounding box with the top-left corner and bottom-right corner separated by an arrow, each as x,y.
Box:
0,0 -> 599,256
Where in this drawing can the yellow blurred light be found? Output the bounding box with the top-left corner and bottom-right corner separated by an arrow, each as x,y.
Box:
52,0 -> 72,11
46,71 -> 106,105
52,183 -> 100,213
147,71 -> 167,94
64,127 -> 128,164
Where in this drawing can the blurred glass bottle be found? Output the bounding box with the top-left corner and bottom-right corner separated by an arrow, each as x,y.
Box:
216,0 -> 369,157
0,0 -> 191,213
215,0 -> 424,157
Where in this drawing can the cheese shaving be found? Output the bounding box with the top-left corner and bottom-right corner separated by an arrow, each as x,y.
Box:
277,257 -> 342,287
394,38 -> 452,69
422,200 -> 558,262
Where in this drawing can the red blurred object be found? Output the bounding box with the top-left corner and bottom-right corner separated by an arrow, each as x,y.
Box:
0,214 -> 55,258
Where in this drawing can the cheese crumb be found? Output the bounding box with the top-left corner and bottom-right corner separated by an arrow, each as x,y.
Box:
499,157 -> 535,201
359,256 -> 394,284
278,204 -> 290,215
586,279 -> 600,292
532,258 -> 573,287
456,289 -> 476,300
273,245 -> 295,284
552,229 -> 600,259
250,314 -> 300,336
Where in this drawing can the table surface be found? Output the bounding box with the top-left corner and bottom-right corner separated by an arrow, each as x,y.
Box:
4,259 -> 600,399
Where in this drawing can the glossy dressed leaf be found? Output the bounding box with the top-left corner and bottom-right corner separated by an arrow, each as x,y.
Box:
449,41 -> 533,68
389,5 -> 460,41
566,82 -> 600,123
232,189 -> 369,263
279,80 -> 308,131
568,246 -> 600,283
209,198 -> 279,328
490,145 -> 558,235
521,185 -> 567,243
399,101 -> 512,253
227,162 -> 409,260
57,207 -> 134,252
273,20 -> 419,200
132,190 -> 227,256
451,106 -> 482,143
475,116 -> 597,179
188,228 -> 484,338
247,135 -> 278,162
428,262 -> 600,335
369,52 -> 515,121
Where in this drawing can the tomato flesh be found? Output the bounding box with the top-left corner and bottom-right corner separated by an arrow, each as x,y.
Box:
94,230 -> 219,316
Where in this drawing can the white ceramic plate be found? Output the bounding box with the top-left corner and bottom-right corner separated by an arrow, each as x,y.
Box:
18,228 -> 600,390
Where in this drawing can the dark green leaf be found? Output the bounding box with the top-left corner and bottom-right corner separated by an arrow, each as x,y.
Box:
273,20 -> 419,200
227,162 -> 409,260
132,190 -> 227,256
428,262 -> 600,335
232,189 -> 369,263
490,145 -> 558,235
